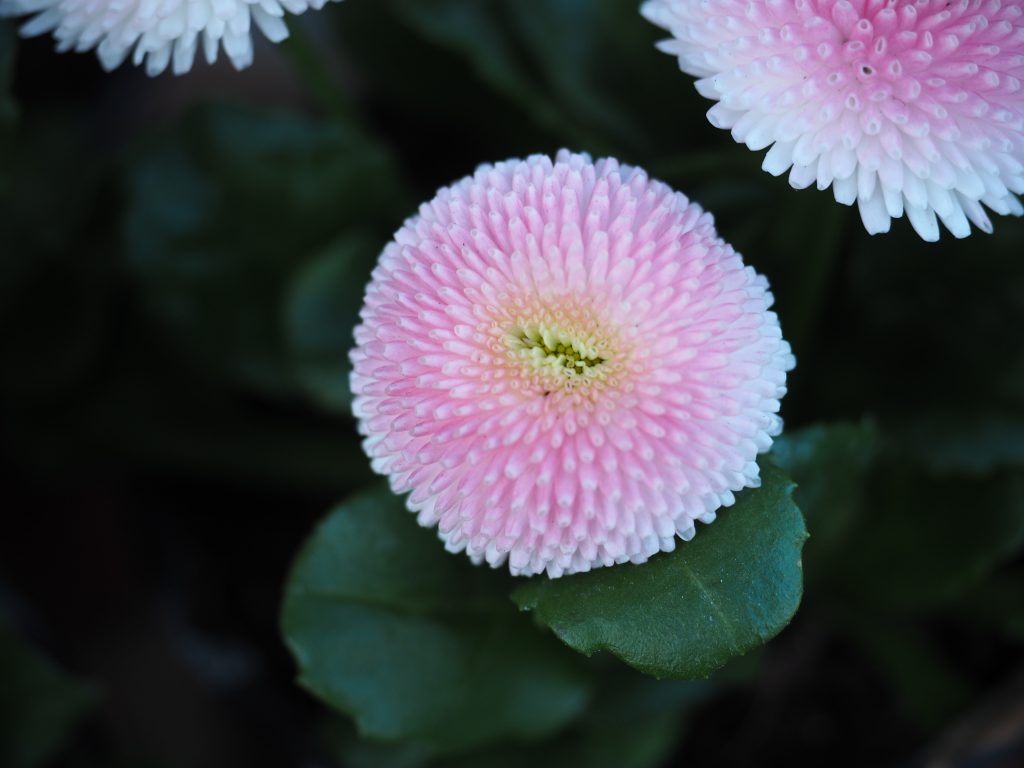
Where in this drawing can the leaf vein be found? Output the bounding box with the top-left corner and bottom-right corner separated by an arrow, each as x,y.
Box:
680,562 -> 742,653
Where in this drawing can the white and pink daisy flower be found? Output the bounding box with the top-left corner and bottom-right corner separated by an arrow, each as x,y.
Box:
643,0 -> 1024,241
0,0 -> 340,75
351,151 -> 795,578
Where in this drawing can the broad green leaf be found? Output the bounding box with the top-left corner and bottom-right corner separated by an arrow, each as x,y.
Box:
122,105 -> 407,399
772,422 -> 878,575
0,623 -> 97,768
513,463 -> 807,679
281,486 -> 592,755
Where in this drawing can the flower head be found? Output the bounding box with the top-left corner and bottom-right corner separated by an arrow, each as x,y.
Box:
0,0 -> 340,75
351,151 -> 794,578
642,0 -> 1024,241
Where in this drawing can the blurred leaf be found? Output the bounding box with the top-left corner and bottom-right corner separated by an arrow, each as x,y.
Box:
336,0 -> 548,182
896,410 -> 1024,475
513,463 -> 807,679
122,104 -> 407,399
836,468 -> 1024,611
328,666 -> 711,768
772,422 -> 878,575
9,319 -> 374,495
842,617 -> 973,732
284,235 -> 372,413
0,623 -> 97,768
829,217 -> 1024,421
953,568 -> 1024,644
391,0 -> 691,156
763,191 -> 850,356
329,732 -> 431,768
0,22 -> 13,101
500,0 -> 648,149
0,20 -> 17,191
343,0 -> 712,177
0,255 -> 109,408
281,486 -> 592,755
390,0 -> 608,151
0,114 -> 112,408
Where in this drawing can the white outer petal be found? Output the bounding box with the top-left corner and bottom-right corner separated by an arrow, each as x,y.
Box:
0,0 -> 342,75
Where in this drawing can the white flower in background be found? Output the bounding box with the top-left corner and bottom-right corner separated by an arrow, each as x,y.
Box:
643,0 -> 1024,241
0,0 -> 341,76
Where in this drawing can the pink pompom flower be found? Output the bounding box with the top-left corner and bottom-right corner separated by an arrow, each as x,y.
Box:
351,151 -> 795,578
642,0 -> 1024,241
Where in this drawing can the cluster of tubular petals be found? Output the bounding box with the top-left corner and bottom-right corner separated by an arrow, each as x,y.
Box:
0,0 -> 340,75
351,151 -> 795,578
643,0 -> 1024,241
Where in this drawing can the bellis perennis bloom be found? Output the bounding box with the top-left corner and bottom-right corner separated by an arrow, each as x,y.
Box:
643,0 -> 1024,241
0,0 -> 340,75
351,151 -> 795,578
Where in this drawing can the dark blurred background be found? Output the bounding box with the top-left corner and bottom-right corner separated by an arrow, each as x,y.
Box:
1,2 -> 1023,767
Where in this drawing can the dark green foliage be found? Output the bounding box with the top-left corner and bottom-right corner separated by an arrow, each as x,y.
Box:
281,486 -> 592,754
122,105 -> 408,400
0,624 -> 97,768
513,464 -> 807,679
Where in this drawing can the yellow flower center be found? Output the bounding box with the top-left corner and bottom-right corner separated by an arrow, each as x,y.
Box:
505,319 -> 615,396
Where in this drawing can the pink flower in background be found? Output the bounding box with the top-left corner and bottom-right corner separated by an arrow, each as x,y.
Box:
351,151 -> 794,578
643,0 -> 1024,241
0,0 -> 341,76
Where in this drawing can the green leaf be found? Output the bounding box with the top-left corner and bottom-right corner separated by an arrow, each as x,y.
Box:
836,468 -> 1024,611
513,463 -> 807,679
391,0 -> 604,150
499,0 -> 649,149
0,21 -> 17,193
453,670 -> 708,768
896,410 -> 1024,475
771,422 -> 878,575
0,623 -> 98,768
0,116 -> 112,409
839,615 -> 973,732
281,485 -> 592,755
390,0 -> 660,154
284,235 -> 374,413
122,104 -> 407,399
327,667 -> 711,768
773,421 -> 1024,613
834,216 -> 1024,420
11,321 -> 374,495
953,568 -> 1024,644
